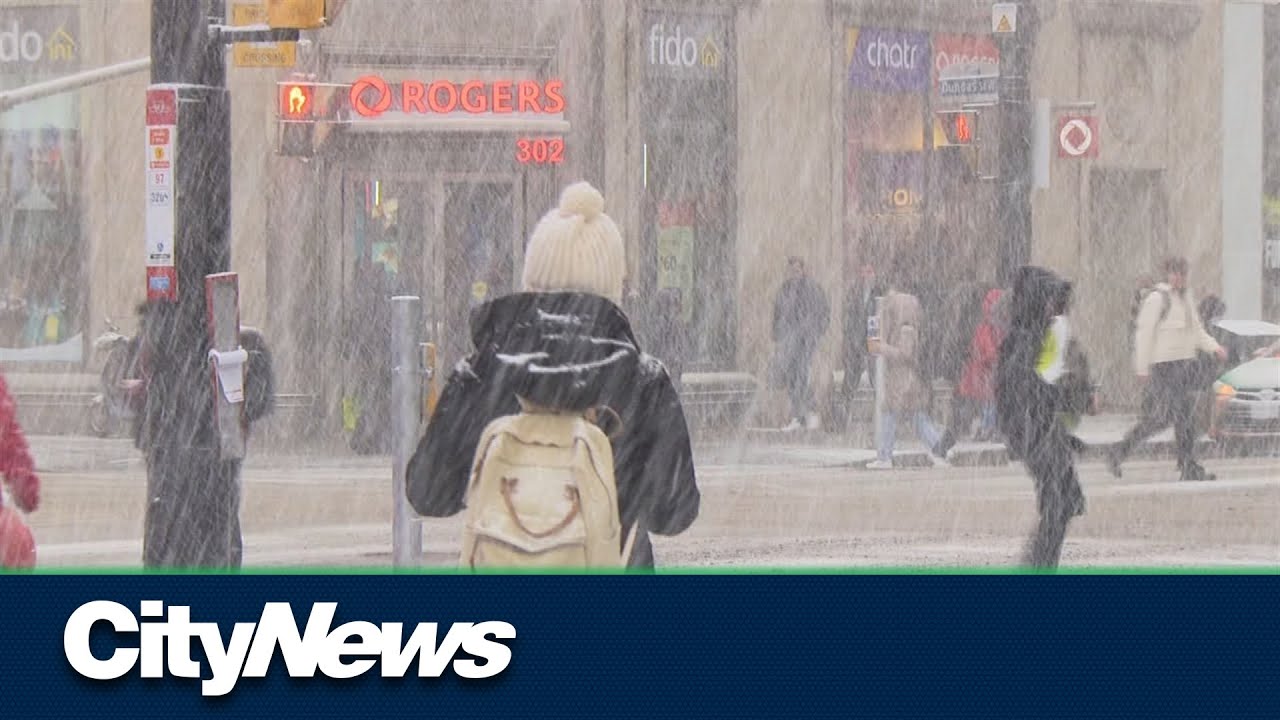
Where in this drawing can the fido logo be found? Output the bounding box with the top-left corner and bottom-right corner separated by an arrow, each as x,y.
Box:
63,601 -> 516,697
0,20 -> 76,64
648,23 -> 721,70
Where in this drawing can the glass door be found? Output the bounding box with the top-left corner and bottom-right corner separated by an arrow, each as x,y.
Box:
431,176 -> 521,374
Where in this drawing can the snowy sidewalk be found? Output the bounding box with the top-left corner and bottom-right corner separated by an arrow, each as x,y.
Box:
24,413 -> 1272,475
698,414 -> 1262,470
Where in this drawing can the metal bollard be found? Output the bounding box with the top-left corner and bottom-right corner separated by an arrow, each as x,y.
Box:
391,296 -> 423,566
869,296 -> 885,454
873,353 -> 887,452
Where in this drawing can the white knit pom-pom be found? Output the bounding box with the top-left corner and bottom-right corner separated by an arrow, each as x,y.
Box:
558,181 -> 604,221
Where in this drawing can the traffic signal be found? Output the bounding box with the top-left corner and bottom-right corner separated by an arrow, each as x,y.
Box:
278,82 -> 315,157
279,82 -> 314,120
266,0 -> 328,30
939,112 -> 977,146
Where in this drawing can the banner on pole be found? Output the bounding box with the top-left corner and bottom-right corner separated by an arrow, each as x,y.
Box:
145,86 -> 178,302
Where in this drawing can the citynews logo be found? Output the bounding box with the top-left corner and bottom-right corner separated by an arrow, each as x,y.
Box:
63,601 -> 516,697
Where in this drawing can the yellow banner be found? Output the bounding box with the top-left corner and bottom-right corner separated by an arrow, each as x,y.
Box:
231,2 -> 297,68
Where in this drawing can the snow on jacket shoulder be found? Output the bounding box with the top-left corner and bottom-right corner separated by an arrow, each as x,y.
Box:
1133,283 -> 1221,375
404,292 -> 700,568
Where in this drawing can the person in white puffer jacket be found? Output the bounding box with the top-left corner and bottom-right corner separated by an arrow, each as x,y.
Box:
1107,256 -> 1226,482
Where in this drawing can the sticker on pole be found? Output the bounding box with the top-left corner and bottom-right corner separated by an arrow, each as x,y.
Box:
1057,115 -> 1100,158
993,3 -> 1017,33
145,87 -> 178,302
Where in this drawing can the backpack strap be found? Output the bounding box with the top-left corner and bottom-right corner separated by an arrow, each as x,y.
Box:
1156,289 -> 1172,325
621,521 -> 640,567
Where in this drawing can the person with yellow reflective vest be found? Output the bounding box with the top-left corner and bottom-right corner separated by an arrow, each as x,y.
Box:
996,267 -> 1096,569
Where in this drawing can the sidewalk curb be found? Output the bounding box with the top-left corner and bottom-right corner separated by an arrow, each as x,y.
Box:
857,438 -> 1273,471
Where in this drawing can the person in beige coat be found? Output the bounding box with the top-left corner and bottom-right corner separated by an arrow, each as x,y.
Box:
1107,256 -> 1226,482
866,257 -> 949,470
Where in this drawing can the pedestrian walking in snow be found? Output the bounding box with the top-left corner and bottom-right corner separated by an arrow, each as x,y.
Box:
996,266 -> 1094,569
866,255 -> 950,470
405,182 -> 700,569
1107,256 -> 1226,482
769,256 -> 830,431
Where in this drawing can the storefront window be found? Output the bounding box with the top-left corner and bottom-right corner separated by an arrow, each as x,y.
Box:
0,5 -> 82,362
639,9 -> 736,370
843,26 -> 999,278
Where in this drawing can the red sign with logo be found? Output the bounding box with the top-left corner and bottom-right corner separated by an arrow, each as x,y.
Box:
347,76 -> 566,119
931,34 -> 999,89
146,88 -> 177,126
1057,115 -> 1100,158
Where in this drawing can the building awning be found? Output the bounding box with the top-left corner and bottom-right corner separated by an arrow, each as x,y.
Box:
342,112 -> 569,135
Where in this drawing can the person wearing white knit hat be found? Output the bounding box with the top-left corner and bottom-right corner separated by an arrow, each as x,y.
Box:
406,180 -> 700,569
521,181 -> 627,304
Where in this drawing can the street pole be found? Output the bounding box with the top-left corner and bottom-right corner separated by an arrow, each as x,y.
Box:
141,0 -> 235,568
390,296 -> 423,567
994,2 -> 1038,286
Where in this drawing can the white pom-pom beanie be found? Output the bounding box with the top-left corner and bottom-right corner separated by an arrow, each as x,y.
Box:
521,181 -> 626,305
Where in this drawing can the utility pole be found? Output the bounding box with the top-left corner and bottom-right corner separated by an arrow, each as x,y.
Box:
141,0 -> 299,568
994,2 -> 1038,286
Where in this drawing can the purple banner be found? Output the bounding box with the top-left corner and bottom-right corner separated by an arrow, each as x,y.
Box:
848,27 -> 930,94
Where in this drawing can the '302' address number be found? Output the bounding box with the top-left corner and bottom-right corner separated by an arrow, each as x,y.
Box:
516,137 -> 565,165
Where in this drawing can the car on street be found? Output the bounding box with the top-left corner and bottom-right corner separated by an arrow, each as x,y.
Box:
1208,319 -> 1280,441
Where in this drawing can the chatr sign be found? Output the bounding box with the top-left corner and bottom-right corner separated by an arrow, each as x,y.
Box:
847,27 -> 929,93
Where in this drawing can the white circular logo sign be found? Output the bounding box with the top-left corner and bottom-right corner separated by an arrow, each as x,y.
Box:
1059,118 -> 1094,157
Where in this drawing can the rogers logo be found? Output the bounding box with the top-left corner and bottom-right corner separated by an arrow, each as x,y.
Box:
348,75 -> 565,119
350,75 -> 393,118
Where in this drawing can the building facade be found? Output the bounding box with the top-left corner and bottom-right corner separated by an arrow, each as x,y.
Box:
0,0 -> 1253,432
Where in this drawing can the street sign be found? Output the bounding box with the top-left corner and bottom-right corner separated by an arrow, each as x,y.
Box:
231,2 -> 297,68
993,3 -> 1017,33
1057,115 -> 1099,158
938,66 -> 999,108
145,86 -> 178,302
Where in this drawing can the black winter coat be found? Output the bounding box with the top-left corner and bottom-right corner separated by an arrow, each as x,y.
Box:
995,266 -> 1074,461
405,292 -> 701,569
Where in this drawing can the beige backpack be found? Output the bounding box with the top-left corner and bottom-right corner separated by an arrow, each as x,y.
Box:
459,400 -> 637,570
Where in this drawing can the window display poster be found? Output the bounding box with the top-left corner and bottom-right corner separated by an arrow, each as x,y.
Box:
657,225 -> 694,324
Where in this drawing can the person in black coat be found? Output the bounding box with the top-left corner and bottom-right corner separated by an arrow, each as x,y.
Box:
771,256 -> 830,430
995,266 -> 1089,570
406,182 -> 700,569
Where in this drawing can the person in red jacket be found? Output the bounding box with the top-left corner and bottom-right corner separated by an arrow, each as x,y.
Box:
939,288 -> 1005,453
0,371 -> 40,567
0,373 -> 39,511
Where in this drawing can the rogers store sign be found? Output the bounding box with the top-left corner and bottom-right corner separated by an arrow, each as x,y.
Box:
347,75 -> 566,118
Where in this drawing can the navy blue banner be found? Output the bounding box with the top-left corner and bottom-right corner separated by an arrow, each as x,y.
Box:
1,575 -> 1278,719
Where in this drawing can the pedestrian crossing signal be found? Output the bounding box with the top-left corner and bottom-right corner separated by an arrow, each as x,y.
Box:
279,83 -> 314,120
939,112 -> 977,146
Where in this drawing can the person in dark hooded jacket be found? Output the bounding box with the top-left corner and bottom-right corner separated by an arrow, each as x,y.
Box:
996,266 -> 1090,569
406,182 -> 700,569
